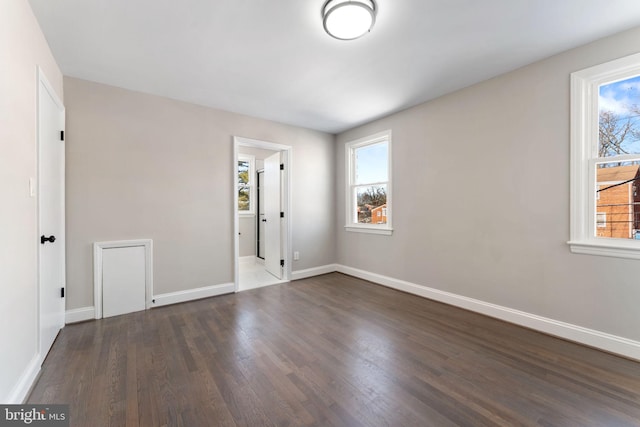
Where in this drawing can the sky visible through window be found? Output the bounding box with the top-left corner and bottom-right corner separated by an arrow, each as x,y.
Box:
599,75 -> 640,156
355,142 -> 388,184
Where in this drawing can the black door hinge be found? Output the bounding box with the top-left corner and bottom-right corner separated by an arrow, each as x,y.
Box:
280,163 -> 284,170
60,130 -> 64,141
280,212 -> 284,218
61,287 -> 65,298
280,259 -> 284,267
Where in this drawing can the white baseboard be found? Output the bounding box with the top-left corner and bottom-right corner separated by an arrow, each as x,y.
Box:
6,354 -> 40,404
152,283 -> 235,308
291,264 -> 339,281
336,265 -> 640,361
65,283 -> 235,321
66,306 -> 95,324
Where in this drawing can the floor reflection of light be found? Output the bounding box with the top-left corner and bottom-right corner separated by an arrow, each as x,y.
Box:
218,291 -> 264,363
344,320 -> 398,401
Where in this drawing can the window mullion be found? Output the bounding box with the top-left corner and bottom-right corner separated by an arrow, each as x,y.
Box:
353,180 -> 388,187
595,154 -> 640,164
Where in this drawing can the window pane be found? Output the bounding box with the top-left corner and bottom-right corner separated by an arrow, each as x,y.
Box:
238,160 -> 250,211
598,75 -> 640,157
238,186 -> 250,211
355,141 -> 388,184
238,160 -> 250,184
355,185 -> 387,224
595,161 -> 640,239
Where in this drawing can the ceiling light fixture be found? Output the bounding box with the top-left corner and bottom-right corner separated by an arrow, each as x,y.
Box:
322,0 -> 377,41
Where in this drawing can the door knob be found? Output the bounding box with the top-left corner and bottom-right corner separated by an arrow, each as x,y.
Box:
262,219 -> 267,222
41,235 -> 56,244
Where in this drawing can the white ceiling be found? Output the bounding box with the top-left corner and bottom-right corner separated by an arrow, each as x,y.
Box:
28,0 -> 640,134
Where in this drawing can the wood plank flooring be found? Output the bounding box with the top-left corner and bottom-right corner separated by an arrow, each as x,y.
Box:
29,273 -> 640,426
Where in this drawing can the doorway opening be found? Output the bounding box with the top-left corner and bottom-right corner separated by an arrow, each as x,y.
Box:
233,137 -> 292,292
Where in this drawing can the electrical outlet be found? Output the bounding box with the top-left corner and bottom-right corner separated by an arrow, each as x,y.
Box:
293,251 -> 300,261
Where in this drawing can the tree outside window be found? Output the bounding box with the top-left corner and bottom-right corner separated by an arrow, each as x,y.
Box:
238,155 -> 255,214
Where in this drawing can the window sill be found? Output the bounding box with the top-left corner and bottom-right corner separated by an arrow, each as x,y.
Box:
568,239 -> 640,260
239,212 -> 255,217
345,225 -> 393,236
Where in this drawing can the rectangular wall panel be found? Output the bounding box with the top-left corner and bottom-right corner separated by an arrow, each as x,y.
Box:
102,246 -> 146,318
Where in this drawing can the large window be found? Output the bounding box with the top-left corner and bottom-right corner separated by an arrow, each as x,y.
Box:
238,154 -> 255,215
345,130 -> 392,234
570,53 -> 640,259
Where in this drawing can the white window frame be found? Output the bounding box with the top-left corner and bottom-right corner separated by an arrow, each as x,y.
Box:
345,130 -> 393,235
238,154 -> 255,216
569,52 -> 640,259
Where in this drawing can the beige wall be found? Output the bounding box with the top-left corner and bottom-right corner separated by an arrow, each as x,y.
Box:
65,77 -> 336,310
336,26 -> 640,342
239,217 -> 257,257
0,0 -> 63,402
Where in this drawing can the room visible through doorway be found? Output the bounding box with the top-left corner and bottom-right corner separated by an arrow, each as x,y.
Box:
233,137 -> 292,292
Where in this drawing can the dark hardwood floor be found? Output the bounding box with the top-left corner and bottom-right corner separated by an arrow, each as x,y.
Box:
29,273 -> 640,426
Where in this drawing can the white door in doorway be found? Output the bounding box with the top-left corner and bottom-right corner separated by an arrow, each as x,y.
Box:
257,170 -> 266,258
37,69 -> 65,359
264,152 -> 282,279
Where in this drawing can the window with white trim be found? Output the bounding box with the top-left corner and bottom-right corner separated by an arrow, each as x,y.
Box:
570,52 -> 640,258
345,130 -> 392,234
238,154 -> 255,215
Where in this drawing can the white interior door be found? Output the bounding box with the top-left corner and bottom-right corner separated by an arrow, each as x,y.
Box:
38,70 -> 65,359
264,152 -> 282,279
257,170 -> 266,258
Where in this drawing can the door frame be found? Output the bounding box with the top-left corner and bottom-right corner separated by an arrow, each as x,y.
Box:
233,136 -> 292,292
36,67 -> 65,360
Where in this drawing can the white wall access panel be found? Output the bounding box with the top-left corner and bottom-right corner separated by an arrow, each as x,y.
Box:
102,246 -> 145,318
94,239 -> 153,319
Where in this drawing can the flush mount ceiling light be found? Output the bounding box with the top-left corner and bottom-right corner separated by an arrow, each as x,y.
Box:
322,0 -> 377,41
